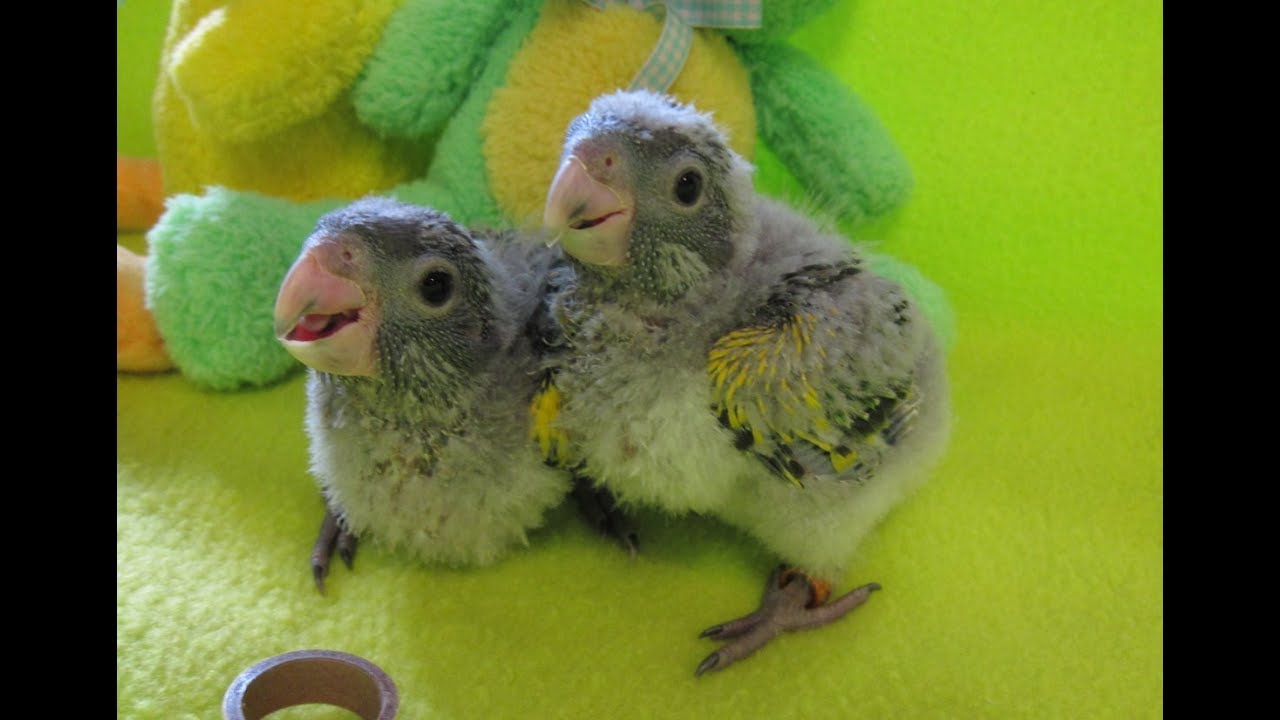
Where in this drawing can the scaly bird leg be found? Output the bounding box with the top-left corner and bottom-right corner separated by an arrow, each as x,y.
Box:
695,565 -> 880,677
311,506 -> 358,595
571,474 -> 639,558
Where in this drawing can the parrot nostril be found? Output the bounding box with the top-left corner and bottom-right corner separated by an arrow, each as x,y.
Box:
605,156 -> 613,167
342,250 -> 353,262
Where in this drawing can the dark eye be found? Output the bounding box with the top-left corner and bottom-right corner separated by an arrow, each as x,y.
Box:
674,170 -> 703,206
420,270 -> 455,307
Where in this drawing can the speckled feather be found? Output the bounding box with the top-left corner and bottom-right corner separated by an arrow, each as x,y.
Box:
543,92 -> 950,578
302,198 -> 573,567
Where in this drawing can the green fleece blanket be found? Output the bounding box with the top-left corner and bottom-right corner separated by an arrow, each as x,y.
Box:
117,1 -> 1162,717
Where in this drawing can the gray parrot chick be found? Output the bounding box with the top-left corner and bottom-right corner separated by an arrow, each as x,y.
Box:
542,90 -> 951,675
274,197 -> 574,592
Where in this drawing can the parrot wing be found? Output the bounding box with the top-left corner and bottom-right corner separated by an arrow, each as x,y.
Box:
523,248 -> 577,471
707,257 -> 926,488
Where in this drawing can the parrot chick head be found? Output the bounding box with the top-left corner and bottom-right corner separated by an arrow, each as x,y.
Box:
543,90 -> 755,301
275,197 -> 501,391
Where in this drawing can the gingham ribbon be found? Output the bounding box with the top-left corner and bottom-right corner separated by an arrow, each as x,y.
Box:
584,1 -> 763,92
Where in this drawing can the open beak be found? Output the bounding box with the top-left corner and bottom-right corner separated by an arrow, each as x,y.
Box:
543,155 -> 632,267
274,241 -> 379,377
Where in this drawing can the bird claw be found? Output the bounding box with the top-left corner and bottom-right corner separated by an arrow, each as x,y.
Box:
310,506 -> 358,594
312,561 -> 329,595
697,610 -> 763,641
694,651 -> 721,678
571,475 -> 639,557
693,567 -> 881,676
337,532 -> 358,570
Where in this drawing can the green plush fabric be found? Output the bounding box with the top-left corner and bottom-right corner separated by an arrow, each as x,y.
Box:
145,189 -> 339,390
118,0 -> 1162,717
742,40 -> 914,226
141,0 -> 919,391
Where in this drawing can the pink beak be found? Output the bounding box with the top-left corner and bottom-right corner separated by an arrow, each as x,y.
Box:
543,150 -> 633,267
274,237 -> 379,377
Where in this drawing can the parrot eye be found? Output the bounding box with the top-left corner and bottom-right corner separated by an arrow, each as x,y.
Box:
674,169 -> 703,206
419,269 -> 455,308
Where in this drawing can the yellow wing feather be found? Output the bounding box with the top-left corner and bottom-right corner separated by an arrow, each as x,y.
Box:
529,377 -> 572,467
708,314 -> 855,487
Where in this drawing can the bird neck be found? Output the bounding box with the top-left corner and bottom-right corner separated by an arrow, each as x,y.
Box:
319,368 -> 481,429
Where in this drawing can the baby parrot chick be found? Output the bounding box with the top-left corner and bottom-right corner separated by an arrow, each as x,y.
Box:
542,91 -> 951,675
274,197 -> 577,592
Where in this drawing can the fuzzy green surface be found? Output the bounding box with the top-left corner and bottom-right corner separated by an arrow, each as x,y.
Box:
366,0 -> 543,228
145,188 -> 339,390
744,40 -> 914,227
118,1 -> 1162,718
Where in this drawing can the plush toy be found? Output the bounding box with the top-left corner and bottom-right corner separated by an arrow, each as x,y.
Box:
152,0 -> 425,200
136,0 -> 930,390
118,154 -> 173,372
117,243 -> 172,372
116,0 -> 430,373
117,156 -> 166,233
723,2 -> 916,225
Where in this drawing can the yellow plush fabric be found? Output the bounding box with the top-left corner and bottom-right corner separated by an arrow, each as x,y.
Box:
118,1 -> 1162,717
154,0 -> 427,200
483,0 -> 755,226
126,0 -> 431,374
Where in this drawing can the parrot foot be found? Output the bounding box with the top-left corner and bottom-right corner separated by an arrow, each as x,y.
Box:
694,565 -> 880,677
311,507 -> 358,595
571,474 -> 639,558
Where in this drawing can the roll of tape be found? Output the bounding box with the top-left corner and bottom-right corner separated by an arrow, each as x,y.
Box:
223,649 -> 399,720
